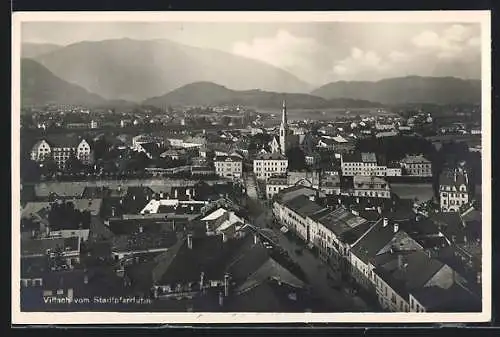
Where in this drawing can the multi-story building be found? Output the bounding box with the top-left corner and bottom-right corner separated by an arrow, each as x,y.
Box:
439,166 -> 471,212
253,152 -> 288,181
400,154 -> 433,177
341,152 -> 387,177
30,138 -> 93,169
214,155 -> 243,178
352,175 -> 391,199
272,187 -> 481,313
30,139 -> 52,162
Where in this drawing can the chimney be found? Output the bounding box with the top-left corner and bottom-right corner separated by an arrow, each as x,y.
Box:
397,254 -> 406,269
224,273 -> 230,296
356,197 -> 360,204
111,207 -> 116,217
377,206 -> 382,214
160,193 -> 163,199
393,223 -> 399,233
200,271 -> 205,290
139,226 -> 143,233
219,291 -> 224,307
187,234 -> 193,249
383,217 -> 389,227
133,195 -> 136,201
84,274 -> 89,284
254,234 -> 259,245
174,189 -> 178,199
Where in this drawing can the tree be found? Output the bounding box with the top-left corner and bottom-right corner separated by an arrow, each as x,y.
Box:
286,147 -> 307,171
65,154 -> 84,174
92,137 -> 111,160
41,158 -> 58,176
20,155 -> 41,182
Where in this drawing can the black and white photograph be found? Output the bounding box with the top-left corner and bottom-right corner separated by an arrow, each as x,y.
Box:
12,11 -> 491,324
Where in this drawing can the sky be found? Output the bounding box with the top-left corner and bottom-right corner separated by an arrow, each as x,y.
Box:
21,21 -> 482,86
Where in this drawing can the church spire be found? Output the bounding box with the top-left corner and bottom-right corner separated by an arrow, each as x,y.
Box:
279,99 -> 288,154
281,99 -> 287,125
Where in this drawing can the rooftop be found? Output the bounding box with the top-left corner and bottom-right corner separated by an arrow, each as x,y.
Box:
255,152 -> 287,161
401,154 -> 431,164
214,155 -> 243,162
283,195 -> 326,219
21,236 -> 80,257
373,250 -> 445,298
312,206 -> 370,244
411,284 -> 481,312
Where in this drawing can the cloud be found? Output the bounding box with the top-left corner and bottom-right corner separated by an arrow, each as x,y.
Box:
411,24 -> 480,60
332,48 -> 389,79
232,30 -> 322,78
389,51 -> 411,63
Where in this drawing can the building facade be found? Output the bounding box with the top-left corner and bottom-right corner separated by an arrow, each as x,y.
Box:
341,152 -> 387,177
352,176 -> 391,199
400,154 -> 433,177
31,138 -> 93,169
253,152 -> 288,181
214,155 -> 243,178
439,167 -> 471,212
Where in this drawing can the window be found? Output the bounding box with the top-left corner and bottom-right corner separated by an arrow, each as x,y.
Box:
56,289 -> 64,295
43,290 -> 53,296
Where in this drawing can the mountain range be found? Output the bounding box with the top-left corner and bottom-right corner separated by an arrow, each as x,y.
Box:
21,58 -> 107,107
20,39 -> 482,108
312,76 -> 481,105
142,82 -> 382,109
27,38 -> 311,102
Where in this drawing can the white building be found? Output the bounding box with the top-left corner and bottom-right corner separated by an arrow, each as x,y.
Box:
341,152 -> 387,177
214,155 -> 243,178
31,138 -> 93,169
400,154 -> 433,177
352,176 -> 391,199
439,167 -> 471,212
253,152 -> 288,181
90,120 -> 99,129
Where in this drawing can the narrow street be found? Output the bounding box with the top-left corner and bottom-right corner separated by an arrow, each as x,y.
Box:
246,191 -> 372,312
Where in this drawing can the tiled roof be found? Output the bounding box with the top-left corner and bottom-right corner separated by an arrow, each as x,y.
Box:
155,234 -> 247,285
373,250 -> 445,298
283,195 -> 325,218
312,206 -> 369,237
401,154 -> 431,164
21,236 -> 80,257
255,152 -> 287,160
411,284 -> 481,312
214,155 -> 242,162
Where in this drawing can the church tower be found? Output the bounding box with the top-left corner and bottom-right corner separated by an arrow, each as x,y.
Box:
279,100 -> 288,154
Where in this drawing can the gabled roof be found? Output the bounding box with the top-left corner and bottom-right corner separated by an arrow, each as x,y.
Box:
372,250 -> 445,298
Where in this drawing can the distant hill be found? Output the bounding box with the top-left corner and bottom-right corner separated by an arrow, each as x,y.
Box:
21,58 -> 107,107
143,82 -> 383,109
32,38 -> 312,102
311,76 -> 481,105
21,43 -> 63,58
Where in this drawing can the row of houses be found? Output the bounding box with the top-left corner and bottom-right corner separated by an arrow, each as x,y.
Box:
31,138 -> 93,169
272,186 -> 482,312
341,152 -> 433,178
265,173 -> 391,200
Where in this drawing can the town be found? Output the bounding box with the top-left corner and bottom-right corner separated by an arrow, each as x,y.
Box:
20,99 -> 482,313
